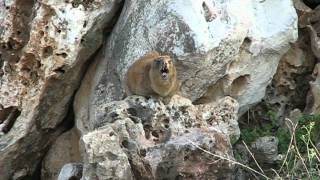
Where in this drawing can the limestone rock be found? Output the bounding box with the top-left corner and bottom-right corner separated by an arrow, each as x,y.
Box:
41,127 -> 82,180
306,63 -> 320,114
57,163 -> 83,180
0,0 -> 121,178
251,136 -> 280,164
79,96 -> 239,179
74,0 -> 298,127
247,1 -> 319,122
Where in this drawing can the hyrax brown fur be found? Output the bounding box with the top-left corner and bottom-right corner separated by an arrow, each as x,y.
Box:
125,51 -> 179,103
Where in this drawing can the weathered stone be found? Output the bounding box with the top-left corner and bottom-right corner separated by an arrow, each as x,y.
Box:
57,163 -> 83,180
306,63 -> 320,114
0,0 -> 121,178
74,0 -> 298,131
41,127 -> 81,180
251,136 -> 280,164
79,95 -> 239,179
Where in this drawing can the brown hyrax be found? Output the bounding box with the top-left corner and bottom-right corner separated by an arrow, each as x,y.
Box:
125,51 -> 179,104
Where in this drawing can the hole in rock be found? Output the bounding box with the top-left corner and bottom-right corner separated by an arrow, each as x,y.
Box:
230,75 -> 250,97
151,131 -> 159,138
56,52 -> 68,58
121,140 -> 129,148
110,112 -> 119,119
0,106 -> 21,133
42,46 -> 53,58
53,66 -> 66,74
163,118 -> 170,124
202,1 -> 215,22
140,149 -> 147,157
127,108 -> 137,116
39,30 -> 45,37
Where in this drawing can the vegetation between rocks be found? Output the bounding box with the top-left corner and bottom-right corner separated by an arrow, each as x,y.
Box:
238,113 -> 320,179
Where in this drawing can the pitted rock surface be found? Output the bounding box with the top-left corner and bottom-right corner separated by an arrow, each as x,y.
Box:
80,96 -> 240,179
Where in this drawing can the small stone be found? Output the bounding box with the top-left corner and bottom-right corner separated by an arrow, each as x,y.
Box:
251,136 -> 280,164
57,163 -> 83,180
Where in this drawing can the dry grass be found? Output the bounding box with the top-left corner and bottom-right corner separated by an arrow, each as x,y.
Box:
190,117 -> 320,179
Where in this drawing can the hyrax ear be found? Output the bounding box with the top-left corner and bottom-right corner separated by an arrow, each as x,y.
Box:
143,51 -> 160,59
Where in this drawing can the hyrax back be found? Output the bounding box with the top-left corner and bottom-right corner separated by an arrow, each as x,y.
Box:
125,51 -> 179,101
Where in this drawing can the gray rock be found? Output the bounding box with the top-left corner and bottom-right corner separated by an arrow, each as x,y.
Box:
0,0 -> 121,178
79,95 -> 240,179
57,163 -> 83,180
251,136 -> 280,164
41,127 -> 82,180
306,63 -> 320,114
74,0 -> 298,133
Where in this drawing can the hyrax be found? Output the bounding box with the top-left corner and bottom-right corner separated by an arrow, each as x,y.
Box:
125,51 -> 179,103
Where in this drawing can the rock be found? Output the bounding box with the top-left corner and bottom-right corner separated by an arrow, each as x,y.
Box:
74,0 -> 298,132
0,0 -> 122,178
41,127 -> 82,180
305,63 -> 320,114
251,136 -> 280,164
233,143 -> 251,180
303,0 -> 320,9
79,96 -> 240,179
244,41 -> 316,126
294,0 -> 313,14
81,127 -> 134,180
57,163 -> 83,180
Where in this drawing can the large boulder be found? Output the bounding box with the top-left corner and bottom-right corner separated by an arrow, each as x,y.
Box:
74,0 -> 298,133
80,96 -> 240,179
0,0 -> 122,178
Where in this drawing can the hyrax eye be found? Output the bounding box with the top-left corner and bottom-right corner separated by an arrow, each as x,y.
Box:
155,58 -> 162,64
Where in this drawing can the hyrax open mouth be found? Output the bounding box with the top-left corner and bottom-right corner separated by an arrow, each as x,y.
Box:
160,65 -> 169,79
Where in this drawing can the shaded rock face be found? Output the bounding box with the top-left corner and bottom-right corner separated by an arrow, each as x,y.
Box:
306,63 -> 320,114
80,96 -> 239,179
0,0 -> 121,178
41,127 -> 81,180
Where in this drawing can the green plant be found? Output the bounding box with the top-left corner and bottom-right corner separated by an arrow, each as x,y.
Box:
239,112 -> 320,179
240,110 -> 291,154
278,114 -> 320,179
295,114 -> 320,153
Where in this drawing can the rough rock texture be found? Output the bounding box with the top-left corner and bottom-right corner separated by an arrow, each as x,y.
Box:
41,127 -> 81,180
263,43 -> 315,120
74,0 -> 298,130
306,63 -> 320,114
0,0 -> 121,178
73,0 -> 298,179
79,96 -> 239,179
251,136 -> 280,165
57,163 -> 83,180
243,0 -> 319,124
